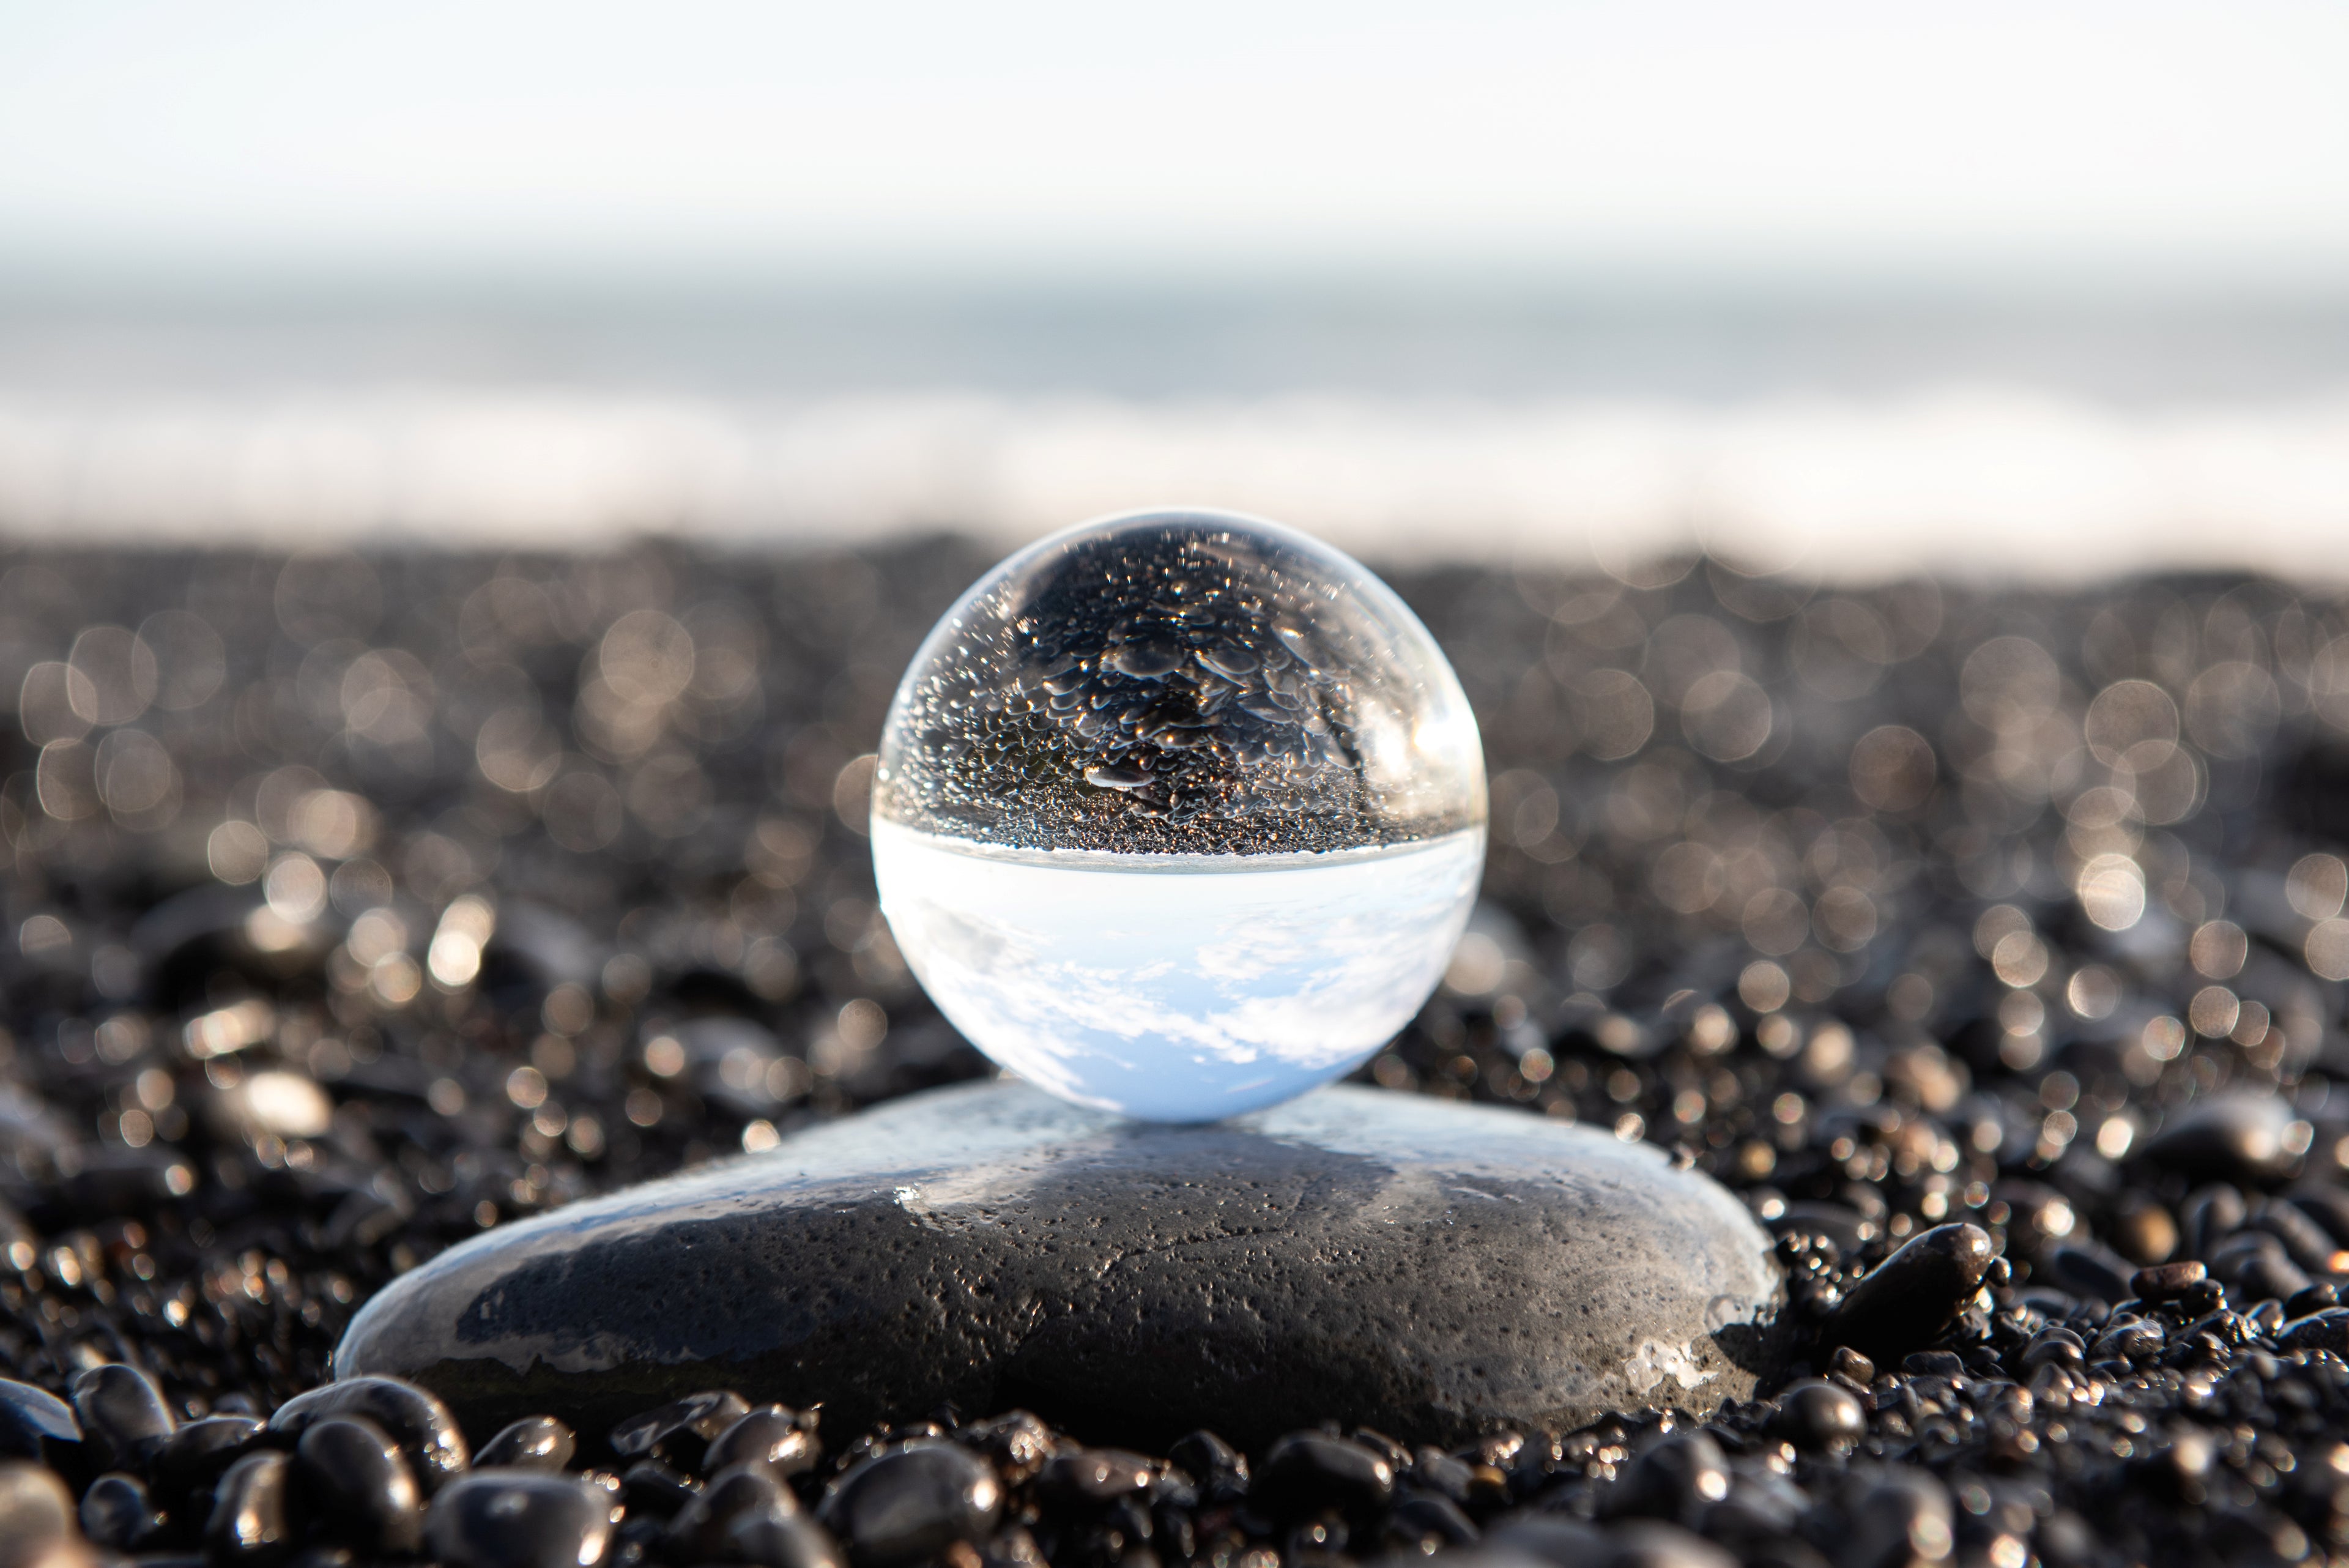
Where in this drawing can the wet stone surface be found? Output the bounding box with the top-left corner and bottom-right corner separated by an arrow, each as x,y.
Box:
336,1080 -> 1781,1449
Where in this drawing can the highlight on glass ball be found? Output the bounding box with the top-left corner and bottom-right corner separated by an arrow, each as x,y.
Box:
870,508 -> 1488,1122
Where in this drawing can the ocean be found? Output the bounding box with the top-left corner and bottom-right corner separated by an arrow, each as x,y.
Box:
2,273 -> 2346,578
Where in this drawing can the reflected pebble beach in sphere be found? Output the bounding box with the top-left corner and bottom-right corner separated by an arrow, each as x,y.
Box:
872,509 -> 1486,1121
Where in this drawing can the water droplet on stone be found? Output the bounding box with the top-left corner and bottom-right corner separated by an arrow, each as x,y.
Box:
872,510 -> 1486,1121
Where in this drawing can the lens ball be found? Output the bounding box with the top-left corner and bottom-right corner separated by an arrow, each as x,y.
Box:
872,508 -> 1487,1121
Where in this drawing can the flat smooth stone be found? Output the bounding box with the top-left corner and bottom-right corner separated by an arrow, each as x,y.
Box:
336,1082 -> 1780,1447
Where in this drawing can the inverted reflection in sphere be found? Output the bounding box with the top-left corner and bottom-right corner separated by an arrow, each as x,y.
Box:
872,509 -> 1487,1121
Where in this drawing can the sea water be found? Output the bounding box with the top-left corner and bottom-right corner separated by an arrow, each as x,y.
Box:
874,819 -> 1485,1122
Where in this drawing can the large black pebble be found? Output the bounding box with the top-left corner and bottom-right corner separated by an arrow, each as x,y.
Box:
475,1414 -> 577,1472
270,1377 -> 469,1493
0,1378 -> 82,1473
79,1470 -> 166,1550
292,1414 -> 424,1555
817,1442 -> 1004,1568
1253,1432 -> 1396,1523
69,1365 -> 175,1475
707,1406 -> 820,1482
2142,1094 -> 2305,1184
424,1469 -> 620,1568
610,1389 -> 751,1471
207,1449 -> 299,1566
1820,1223 -> 1994,1365
338,1082 -> 1778,1447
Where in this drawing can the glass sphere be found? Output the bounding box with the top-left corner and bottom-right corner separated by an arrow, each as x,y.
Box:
872,508 -> 1486,1121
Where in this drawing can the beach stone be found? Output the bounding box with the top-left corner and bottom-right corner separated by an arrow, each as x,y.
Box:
2142,1093 -> 2307,1184
335,1081 -> 1781,1448
1819,1222 -> 1995,1365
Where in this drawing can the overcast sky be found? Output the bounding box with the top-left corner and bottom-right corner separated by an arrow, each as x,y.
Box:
1,1 -> 2347,284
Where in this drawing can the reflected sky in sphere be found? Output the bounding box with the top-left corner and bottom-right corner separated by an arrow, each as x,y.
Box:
872,508 -> 1487,1120
874,822 -> 1483,1122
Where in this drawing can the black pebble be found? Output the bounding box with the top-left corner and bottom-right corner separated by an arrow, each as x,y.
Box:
2257,1200 -> 2337,1273
1840,1472 -> 1953,1568
293,1414 -> 424,1555
1411,1447 -> 1477,1504
2144,1096 -> 2304,1184
79,1469 -> 167,1550
152,1414 -> 264,1520
1168,1430 -> 1247,1500
1252,1432 -> 1396,1522
817,1441 -> 1004,1568
2042,1244 -> 2131,1306
1039,1447 -> 1154,1506
2022,1326 -> 2088,1370
707,1406 -> 820,1482
2175,1278 -> 2227,1317
2091,1318 -> 2166,1362
268,1377 -> 469,1494
668,1463 -> 796,1559
969,1416 -> 1059,1482
2131,1261 -> 2208,1302
287,1550 -> 360,1568
2288,1281 -> 2342,1318
1772,1380 -> 1866,1451
1486,1512 -> 1609,1565
1351,1427 -> 1412,1473
610,1389 -> 752,1472
475,1414 -> 577,1472
69,1364 -> 176,1476
207,1449 -> 299,1565
2278,1308 -> 2349,1354
1603,1518 -> 1740,1568
0,1378 -> 83,1473
424,1469 -> 620,1568
1600,1430 -> 1729,1526
2181,1185 -> 2247,1257
620,1457 -> 700,1517
1390,1491 -> 1480,1545
1819,1222 -> 1995,1365
2286,1185 -> 2349,1247
731,1508 -> 850,1568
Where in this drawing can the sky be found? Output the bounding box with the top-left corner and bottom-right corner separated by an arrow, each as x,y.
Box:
1,1 -> 2347,285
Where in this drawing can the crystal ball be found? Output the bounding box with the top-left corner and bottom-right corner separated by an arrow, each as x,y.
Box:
872,508 -> 1487,1122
